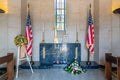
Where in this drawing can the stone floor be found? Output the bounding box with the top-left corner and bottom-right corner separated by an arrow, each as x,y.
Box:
14,69 -> 116,80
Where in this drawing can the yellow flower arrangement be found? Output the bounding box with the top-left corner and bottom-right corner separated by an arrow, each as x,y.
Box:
14,35 -> 28,46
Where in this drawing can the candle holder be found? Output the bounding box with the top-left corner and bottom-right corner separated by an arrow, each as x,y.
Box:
75,32 -> 79,43
53,27 -> 58,43
41,40 -> 45,43
41,32 -> 45,43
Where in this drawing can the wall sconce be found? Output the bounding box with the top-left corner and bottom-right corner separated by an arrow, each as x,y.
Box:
113,8 -> 120,14
0,9 -> 5,13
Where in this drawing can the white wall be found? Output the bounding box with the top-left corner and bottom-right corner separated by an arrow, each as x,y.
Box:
0,14 -> 8,57
99,0 -> 112,65
111,0 -> 120,56
97,0 -> 120,65
7,0 -> 21,58
94,0 -> 99,64
0,0 -> 21,58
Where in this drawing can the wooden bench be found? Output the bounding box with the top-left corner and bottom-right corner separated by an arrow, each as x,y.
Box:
0,53 -> 14,80
105,53 -> 120,80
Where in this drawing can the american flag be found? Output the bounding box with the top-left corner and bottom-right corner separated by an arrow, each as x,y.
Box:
86,6 -> 94,55
25,13 -> 33,56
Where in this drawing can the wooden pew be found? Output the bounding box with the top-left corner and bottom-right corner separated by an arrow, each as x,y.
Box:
0,53 -> 14,80
105,53 -> 120,80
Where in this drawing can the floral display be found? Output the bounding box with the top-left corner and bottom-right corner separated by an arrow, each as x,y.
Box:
14,35 -> 28,46
64,59 -> 86,74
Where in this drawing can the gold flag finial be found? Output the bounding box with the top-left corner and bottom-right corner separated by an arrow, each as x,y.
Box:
27,3 -> 30,13
89,4 -> 92,15
90,4 -> 91,8
28,3 -> 29,9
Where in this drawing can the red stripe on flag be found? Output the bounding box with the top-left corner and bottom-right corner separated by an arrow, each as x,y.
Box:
90,25 -> 93,44
87,35 -> 90,47
27,43 -> 32,53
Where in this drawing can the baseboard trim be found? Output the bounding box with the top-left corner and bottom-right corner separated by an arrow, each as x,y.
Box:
99,65 -> 117,71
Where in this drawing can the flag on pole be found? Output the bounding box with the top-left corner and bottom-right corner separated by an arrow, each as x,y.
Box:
86,5 -> 94,55
25,7 -> 33,56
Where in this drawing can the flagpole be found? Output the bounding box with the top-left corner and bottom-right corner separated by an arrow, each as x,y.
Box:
86,50 -> 91,65
86,4 -> 92,65
27,3 -> 34,65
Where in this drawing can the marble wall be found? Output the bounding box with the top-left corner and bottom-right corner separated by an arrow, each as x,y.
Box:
94,0 -> 120,65
0,0 -> 120,65
94,0 -> 99,64
0,14 -> 8,57
99,0 -> 112,65
7,0 -> 21,58
111,0 -> 120,57
0,0 -> 21,58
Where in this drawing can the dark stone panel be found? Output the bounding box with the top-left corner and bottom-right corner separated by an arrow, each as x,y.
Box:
40,43 -> 81,65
